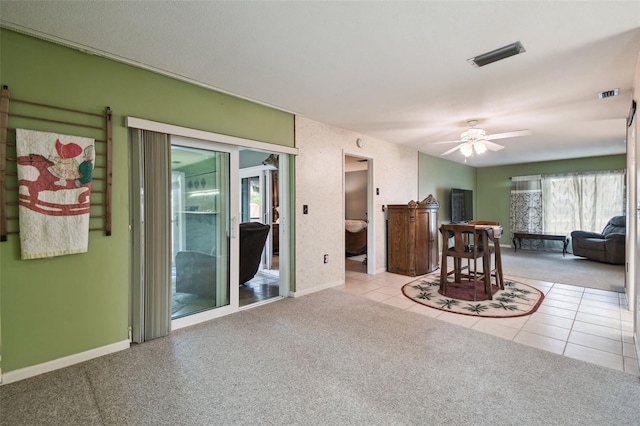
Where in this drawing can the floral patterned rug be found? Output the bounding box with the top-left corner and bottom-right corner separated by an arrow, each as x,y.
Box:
402,274 -> 545,318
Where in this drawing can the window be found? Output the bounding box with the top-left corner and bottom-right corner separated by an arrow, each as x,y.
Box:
510,170 -> 625,248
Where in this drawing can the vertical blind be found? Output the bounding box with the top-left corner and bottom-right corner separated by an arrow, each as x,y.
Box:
129,129 -> 172,343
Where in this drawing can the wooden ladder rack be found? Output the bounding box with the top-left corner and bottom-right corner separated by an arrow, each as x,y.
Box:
0,85 -> 113,241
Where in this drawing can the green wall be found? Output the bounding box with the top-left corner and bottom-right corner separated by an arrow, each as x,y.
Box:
418,152 -> 626,246
0,29 -> 293,373
418,153 -> 476,229
476,155 -> 627,241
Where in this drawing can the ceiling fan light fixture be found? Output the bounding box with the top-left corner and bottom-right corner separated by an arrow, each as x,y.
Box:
474,141 -> 487,154
460,143 -> 474,157
461,128 -> 486,141
467,41 -> 526,68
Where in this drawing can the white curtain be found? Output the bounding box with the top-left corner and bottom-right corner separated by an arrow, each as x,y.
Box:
510,170 -> 625,252
541,170 -> 625,235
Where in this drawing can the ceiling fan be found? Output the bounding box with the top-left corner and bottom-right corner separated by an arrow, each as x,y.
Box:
431,120 -> 531,158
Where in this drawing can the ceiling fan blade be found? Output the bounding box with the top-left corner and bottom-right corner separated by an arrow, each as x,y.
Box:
441,144 -> 463,156
483,141 -> 505,151
428,139 -> 463,145
485,129 -> 532,141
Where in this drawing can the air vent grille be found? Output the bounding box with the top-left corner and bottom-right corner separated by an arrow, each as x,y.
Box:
468,41 -> 526,68
598,89 -> 619,99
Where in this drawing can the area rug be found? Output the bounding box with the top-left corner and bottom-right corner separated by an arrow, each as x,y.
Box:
402,275 -> 545,318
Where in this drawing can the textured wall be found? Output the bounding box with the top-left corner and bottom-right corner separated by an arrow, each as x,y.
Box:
294,117 -> 418,294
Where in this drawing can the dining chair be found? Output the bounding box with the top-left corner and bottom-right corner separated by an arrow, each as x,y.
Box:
468,220 -> 504,290
439,223 -> 492,301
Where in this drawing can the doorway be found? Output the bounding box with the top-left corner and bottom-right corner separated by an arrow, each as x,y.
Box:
344,154 -> 373,275
239,150 -> 281,307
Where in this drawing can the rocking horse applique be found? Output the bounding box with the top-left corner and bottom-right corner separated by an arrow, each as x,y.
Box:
18,138 -> 94,216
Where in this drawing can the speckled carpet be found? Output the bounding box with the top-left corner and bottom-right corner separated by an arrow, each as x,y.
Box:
2,289 -> 639,425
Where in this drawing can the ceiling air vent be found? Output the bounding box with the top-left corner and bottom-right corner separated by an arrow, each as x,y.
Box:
467,41 -> 526,68
598,88 -> 619,99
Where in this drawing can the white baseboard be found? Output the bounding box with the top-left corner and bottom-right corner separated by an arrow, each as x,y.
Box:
1,339 -> 130,385
291,280 -> 343,298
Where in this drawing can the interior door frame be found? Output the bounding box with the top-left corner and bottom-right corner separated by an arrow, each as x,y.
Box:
239,164 -> 275,270
343,151 -> 375,275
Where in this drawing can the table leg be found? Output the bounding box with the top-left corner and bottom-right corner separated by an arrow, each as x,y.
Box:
440,246 -> 447,293
494,243 -> 504,289
483,251 -> 492,300
454,258 -> 462,282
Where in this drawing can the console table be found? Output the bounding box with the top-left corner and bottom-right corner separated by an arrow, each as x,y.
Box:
512,232 -> 569,256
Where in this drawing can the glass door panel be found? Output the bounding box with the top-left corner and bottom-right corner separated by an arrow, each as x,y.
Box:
241,175 -> 263,222
171,144 -> 230,319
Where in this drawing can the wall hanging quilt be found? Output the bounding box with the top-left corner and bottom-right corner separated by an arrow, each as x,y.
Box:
16,129 -> 95,259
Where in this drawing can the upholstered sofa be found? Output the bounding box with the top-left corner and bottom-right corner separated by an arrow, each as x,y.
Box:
238,222 -> 271,284
570,216 -> 626,265
175,250 -> 217,298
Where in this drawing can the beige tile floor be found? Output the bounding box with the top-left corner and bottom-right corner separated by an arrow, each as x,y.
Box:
341,259 -> 639,375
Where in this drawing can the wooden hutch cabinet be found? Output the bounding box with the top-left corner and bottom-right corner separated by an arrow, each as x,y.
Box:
386,195 -> 439,276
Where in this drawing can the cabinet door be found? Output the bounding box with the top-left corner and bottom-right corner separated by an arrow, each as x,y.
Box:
387,207 -> 412,275
415,207 -> 439,275
414,208 -> 431,275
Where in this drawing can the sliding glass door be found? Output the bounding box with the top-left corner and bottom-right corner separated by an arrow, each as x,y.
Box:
130,121 -> 292,340
131,130 -> 237,341
171,143 -> 233,319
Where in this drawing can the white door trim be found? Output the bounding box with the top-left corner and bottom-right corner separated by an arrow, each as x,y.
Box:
126,116 -> 298,155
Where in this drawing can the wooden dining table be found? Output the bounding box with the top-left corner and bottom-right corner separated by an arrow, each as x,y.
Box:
440,223 -> 504,298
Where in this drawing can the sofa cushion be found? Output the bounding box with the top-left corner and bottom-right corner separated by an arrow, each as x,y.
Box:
570,230 -> 604,240
602,215 -> 625,235
575,237 -> 607,251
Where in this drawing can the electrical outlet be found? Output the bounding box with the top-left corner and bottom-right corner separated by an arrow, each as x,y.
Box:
323,254 -> 329,263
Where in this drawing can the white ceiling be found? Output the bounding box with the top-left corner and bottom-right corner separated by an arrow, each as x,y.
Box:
2,1 -> 639,167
